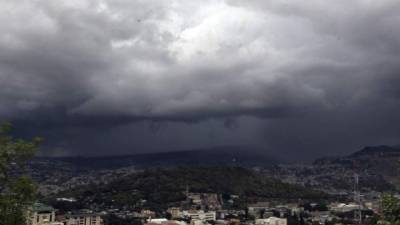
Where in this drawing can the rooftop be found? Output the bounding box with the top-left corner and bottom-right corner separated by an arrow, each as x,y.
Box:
32,203 -> 55,213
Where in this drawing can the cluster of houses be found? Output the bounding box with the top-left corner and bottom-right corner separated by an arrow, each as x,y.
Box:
27,190 -> 387,225
27,202 -> 287,225
141,208 -> 287,225
28,203 -> 103,225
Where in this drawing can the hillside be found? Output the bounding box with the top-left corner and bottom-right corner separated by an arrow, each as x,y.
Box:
29,146 -> 280,188
49,166 -> 328,212
313,145 -> 400,189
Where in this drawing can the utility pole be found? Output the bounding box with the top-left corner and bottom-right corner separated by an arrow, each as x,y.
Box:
354,173 -> 362,224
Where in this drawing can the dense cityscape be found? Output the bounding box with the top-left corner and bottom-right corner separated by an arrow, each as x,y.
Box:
23,145 -> 400,225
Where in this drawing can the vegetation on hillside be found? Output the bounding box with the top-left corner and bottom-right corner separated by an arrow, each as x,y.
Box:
52,166 -> 329,212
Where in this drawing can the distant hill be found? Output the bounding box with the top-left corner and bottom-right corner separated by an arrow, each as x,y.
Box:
350,145 -> 400,158
50,166 -> 328,212
34,146 -> 280,171
314,145 -> 400,189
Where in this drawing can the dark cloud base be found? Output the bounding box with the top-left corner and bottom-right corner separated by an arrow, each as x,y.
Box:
1,0 -> 400,160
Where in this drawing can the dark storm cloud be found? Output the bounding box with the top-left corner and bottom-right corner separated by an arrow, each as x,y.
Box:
1,0 -> 400,159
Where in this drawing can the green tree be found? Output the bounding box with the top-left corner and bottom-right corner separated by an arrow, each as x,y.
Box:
0,122 -> 41,225
380,193 -> 400,225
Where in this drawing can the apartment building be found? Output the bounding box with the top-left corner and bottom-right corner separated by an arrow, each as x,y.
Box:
29,203 -> 57,225
64,213 -> 103,225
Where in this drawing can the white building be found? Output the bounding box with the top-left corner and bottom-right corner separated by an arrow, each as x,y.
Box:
182,210 -> 216,221
330,203 -> 361,213
255,217 -> 287,225
147,218 -> 169,223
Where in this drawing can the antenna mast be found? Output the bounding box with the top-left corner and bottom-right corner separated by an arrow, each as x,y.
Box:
354,173 -> 362,224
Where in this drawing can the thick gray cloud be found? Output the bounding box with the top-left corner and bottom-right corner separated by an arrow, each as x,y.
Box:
1,0 -> 400,160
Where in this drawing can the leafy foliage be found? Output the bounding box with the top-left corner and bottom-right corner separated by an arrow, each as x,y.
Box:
0,122 -> 41,225
380,193 -> 400,225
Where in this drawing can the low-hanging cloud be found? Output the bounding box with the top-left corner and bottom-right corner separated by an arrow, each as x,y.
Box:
1,0 -> 400,159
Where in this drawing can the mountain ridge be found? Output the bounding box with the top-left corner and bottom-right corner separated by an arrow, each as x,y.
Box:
350,145 -> 400,157
33,146 -> 280,170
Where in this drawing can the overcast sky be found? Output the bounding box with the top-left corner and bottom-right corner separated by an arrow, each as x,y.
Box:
1,0 -> 400,160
